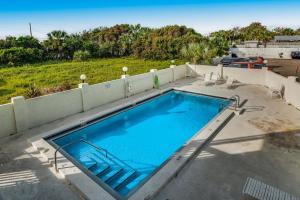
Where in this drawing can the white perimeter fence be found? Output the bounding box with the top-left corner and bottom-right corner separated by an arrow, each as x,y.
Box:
0,64 -> 299,138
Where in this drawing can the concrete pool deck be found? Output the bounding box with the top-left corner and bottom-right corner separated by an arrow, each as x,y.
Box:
1,78 -> 300,200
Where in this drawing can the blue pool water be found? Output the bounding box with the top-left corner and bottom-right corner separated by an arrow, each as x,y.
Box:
52,90 -> 230,197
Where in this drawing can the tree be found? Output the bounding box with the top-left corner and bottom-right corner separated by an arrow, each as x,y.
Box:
43,30 -> 69,59
73,50 -> 90,61
133,25 -> 203,60
181,42 -> 217,64
16,36 -> 41,49
295,28 -> 300,35
273,27 -> 295,36
240,22 -> 273,43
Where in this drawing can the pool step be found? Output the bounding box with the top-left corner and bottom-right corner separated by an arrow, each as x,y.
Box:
101,168 -> 123,182
79,150 -> 138,197
89,151 -> 119,168
109,169 -> 136,189
116,173 -> 142,196
91,164 -> 110,176
80,156 -> 97,169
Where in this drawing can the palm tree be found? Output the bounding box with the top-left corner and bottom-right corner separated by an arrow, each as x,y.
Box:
44,30 -> 68,59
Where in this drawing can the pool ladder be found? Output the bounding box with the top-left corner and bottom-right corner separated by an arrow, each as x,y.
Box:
229,95 -> 240,110
54,138 -> 135,173
219,95 -> 240,112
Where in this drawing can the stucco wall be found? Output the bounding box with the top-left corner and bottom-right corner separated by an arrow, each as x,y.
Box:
0,103 -> 17,137
189,64 -> 300,109
1,64 -> 299,137
224,67 -> 267,85
83,79 -> 125,111
0,66 -> 188,137
265,71 -> 287,90
192,65 -> 267,85
157,68 -> 173,85
231,47 -> 300,59
174,65 -> 187,81
285,77 -> 300,110
128,73 -> 153,95
26,88 -> 83,128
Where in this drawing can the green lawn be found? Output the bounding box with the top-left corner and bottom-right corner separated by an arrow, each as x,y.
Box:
0,57 -> 183,104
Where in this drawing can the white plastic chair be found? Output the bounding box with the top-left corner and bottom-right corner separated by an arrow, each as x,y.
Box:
203,72 -> 213,85
226,78 -> 235,89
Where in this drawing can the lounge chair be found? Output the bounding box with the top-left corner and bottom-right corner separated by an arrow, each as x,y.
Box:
225,78 -> 235,89
268,86 -> 283,99
211,74 -> 219,82
202,72 -> 214,86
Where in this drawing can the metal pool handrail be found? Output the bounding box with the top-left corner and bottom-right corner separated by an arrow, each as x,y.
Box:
219,95 -> 240,112
54,138 -> 135,173
54,138 -> 108,172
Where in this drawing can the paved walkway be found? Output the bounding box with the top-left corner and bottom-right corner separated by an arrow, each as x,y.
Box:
0,79 -> 300,200
154,82 -> 300,200
0,133 -> 82,200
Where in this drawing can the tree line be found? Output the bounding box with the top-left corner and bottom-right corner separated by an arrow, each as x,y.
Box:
1,22 -> 300,66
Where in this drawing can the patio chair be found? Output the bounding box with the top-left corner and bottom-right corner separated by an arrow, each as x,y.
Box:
202,72 -> 214,86
225,78 -> 235,89
211,74 -> 219,82
268,86 -> 283,99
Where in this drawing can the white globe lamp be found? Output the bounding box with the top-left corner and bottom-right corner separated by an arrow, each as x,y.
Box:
80,74 -> 86,83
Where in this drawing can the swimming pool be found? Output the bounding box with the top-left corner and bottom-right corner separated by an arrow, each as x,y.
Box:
49,90 -> 230,198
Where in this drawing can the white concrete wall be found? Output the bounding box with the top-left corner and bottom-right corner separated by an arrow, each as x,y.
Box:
191,65 -> 267,85
2,63 -> 299,137
224,67 -> 267,85
128,73 -> 153,95
82,79 -> 125,111
157,68 -> 173,85
189,64 -> 300,110
26,89 -> 83,128
265,71 -> 287,90
0,66 -> 190,136
174,65 -> 187,81
231,47 -> 300,59
285,77 -> 300,110
0,103 -> 17,137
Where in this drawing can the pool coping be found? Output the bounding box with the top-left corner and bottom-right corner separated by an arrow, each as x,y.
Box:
31,88 -> 236,200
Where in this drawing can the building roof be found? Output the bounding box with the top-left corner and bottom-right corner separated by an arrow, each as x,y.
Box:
274,35 -> 300,42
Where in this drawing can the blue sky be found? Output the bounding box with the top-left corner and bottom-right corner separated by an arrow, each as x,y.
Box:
0,0 -> 300,39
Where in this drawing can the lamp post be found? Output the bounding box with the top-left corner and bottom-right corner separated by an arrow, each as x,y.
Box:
80,74 -> 86,83
122,66 -> 128,75
121,66 -> 128,79
218,64 -> 224,80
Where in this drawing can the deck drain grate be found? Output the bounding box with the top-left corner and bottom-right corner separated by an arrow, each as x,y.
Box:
242,177 -> 299,200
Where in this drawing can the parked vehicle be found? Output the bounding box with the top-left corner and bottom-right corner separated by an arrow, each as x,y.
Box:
291,51 -> 300,59
220,56 -> 266,69
220,57 -> 249,66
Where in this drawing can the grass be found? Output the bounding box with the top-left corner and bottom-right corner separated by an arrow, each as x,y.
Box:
0,57 -> 183,104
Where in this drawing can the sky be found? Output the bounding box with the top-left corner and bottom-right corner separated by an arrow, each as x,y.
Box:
0,0 -> 300,39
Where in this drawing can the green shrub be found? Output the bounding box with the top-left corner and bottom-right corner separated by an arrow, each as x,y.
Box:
25,84 -> 42,98
0,47 -> 43,65
73,50 -> 90,61
153,74 -> 160,89
42,82 -> 71,94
